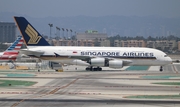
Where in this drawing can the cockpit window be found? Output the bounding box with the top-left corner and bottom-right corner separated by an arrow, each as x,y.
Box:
164,55 -> 168,57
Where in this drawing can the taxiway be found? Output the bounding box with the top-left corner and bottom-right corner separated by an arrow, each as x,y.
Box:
0,64 -> 179,107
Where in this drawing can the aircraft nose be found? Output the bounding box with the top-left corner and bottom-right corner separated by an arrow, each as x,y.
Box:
166,57 -> 172,64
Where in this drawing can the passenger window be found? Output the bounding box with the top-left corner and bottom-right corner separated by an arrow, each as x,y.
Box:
164,55 -> 167,57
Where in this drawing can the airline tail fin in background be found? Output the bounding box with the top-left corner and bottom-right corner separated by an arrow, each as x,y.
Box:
3,36 -> 23,59
14,16 -> 50,47
5,36 -> 23,52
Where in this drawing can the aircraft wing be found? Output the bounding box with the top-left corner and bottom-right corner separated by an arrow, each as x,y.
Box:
69,55 -> 93,61
19,49 -> 44,57
69,55 -> 132,66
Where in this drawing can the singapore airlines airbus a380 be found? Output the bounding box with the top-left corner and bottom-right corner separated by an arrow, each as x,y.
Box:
14,16 -> 172,71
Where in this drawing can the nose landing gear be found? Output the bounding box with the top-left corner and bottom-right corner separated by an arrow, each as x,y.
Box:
160,66 -> 163,72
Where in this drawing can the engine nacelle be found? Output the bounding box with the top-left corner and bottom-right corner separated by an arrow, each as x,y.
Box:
89,58 -> 123,68
21,54 -> 29,58
109,60 -> 123,69
90,58 -> 105,66
8,55 -> 18,58
72,59 -> 90,66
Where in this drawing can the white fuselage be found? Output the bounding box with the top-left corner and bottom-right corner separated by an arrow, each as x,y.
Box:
21,46 -> 172,67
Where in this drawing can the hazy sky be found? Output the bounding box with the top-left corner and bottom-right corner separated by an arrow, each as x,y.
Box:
0,0 -> 180,18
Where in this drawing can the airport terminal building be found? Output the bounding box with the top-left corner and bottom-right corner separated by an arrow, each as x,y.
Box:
0,22 -> 16,42
76,30 -> 108,41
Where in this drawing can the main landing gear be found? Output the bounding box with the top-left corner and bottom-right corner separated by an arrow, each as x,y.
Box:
85,66 -> 102,71
160,66 -> 163,72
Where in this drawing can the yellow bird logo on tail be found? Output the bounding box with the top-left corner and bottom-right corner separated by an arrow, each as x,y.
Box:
25,24 -> 42,44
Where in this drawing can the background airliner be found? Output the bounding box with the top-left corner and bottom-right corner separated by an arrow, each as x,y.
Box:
0,36 -> 23,62
14,16 -> 172,71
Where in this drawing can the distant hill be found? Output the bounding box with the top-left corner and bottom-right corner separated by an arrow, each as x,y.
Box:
1,12 -> 180,37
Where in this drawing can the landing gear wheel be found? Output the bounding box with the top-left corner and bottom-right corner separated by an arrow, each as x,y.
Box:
85,66 -> 102,71
86,67 -> 90,71
90,66 -> 93,71
97,67 -> 102,71
99,68 -> 102,71
86,66 -> 93,71
160,66 -> 163,72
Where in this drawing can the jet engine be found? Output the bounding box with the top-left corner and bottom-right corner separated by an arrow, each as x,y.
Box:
8,55 -> 18,58
109,60 -> 123,68
89,58 -> 123,68
90,58 -> 105,66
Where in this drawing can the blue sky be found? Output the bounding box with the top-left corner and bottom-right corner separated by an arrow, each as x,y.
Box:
0,0 -> 180,18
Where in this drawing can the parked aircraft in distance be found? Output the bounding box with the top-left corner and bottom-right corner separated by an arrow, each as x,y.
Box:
0,36 -> 23,62
14,16 -> 172,71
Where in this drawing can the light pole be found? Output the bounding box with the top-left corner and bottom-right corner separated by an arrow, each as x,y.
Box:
56,27 -> 60,39
70,29 -> 72,38
74,31 -> 77,46
62,28 -> 64,39
48,23 -> 53,39
66,29 -> 69,39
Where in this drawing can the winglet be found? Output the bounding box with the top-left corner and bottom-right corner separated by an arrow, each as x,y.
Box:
54,52 -> 61,57
13,16 -> 50,47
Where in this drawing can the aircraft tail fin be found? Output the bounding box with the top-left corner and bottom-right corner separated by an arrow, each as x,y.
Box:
13,16 -> 50,47
5,36 -> 23,52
